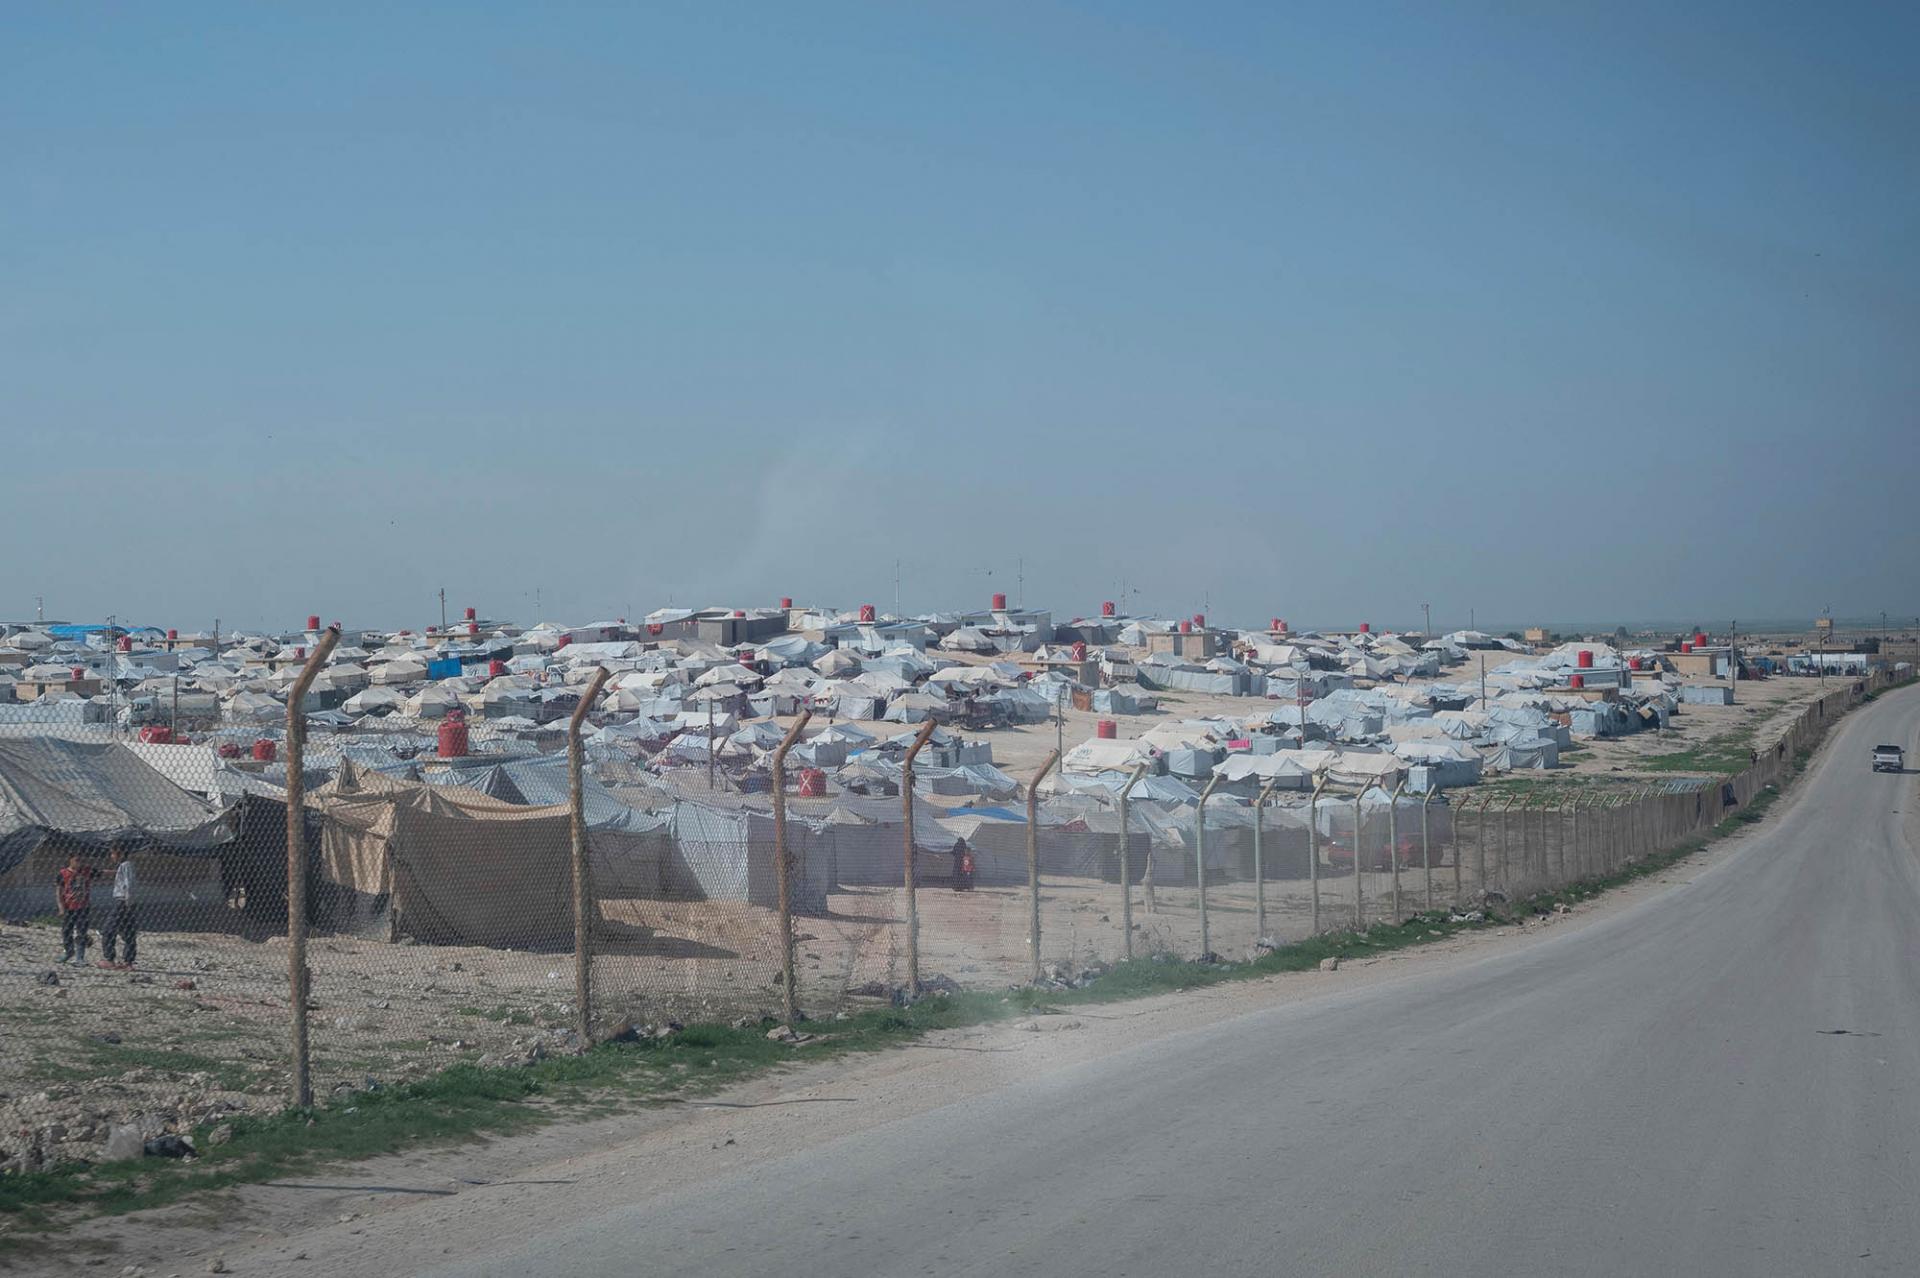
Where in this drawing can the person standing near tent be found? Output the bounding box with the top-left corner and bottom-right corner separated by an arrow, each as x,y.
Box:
950,837 -> 975,892
55,852 -> 101,964
102,846 -> 138,968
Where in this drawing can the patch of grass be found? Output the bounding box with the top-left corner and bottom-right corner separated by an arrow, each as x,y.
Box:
1639,726 -> 1758,776
0,719 -> 1849,1243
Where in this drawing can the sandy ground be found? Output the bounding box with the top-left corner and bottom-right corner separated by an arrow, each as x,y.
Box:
18,739 -> 1834,1278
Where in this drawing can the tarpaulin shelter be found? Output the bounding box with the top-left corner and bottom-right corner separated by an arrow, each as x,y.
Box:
0,738 -> 233,915
309,762 -> 579,948
666,801 -> 833,913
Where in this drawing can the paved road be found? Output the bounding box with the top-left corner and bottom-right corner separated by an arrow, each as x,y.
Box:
435,687 -> 1920,1277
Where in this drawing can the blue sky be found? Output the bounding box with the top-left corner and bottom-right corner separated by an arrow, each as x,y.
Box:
3,2 -> 1915,633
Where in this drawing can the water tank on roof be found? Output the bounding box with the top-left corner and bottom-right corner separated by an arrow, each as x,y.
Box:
307,615 -> 321,631
1569,674 -> 1585,689
1359,622 -> 1371,634
796,767 -> 827,797
859,604 -> 876,623
438,713 -> 469,758
1577,649 -> 1594,669
251,739 -> 276,762
117,635 -> 131,652
1071,641 -> 1088,661
1179,620 -> 1192,634
780,597 -> 793,609
991,593 -> 1007,611
1102,600 -> 1115,617
1096,719 -> 1117,739
1193,613 -> 1205,629
465,607 -> 476,621
488,659 -> 507,677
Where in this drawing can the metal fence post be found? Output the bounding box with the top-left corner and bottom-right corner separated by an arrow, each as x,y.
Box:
1117,764 -> 1147,960
1027,749 -> 1060,984
1308,773 -> 1328,933
568,666 -> 611,1045
285,624 -> 339,1109
1474,795 -> 1491,897
1388,780 -> 1406,922
1352,791 -> 1365,930
1420,789 -> 1435,912
770,710 -> 812,1026
900,719 -> 937,996
1196,775 -> 1221,959
1254,776 -> 1280,940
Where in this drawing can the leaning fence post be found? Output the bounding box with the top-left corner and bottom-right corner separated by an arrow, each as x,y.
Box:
285,624 -> 340,1109
1195,775 -> 1222,959
770,710 -> 813,1026
1117,764 -> 1147,960
1308,773 -> 1328,933
1027,749 -> 1060,984
1254,776 -> 1281,940
568,666 -> 611,1045
900,718 -> 938,997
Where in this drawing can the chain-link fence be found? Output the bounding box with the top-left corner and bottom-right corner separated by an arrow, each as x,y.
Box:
0,643 -> 1903,1174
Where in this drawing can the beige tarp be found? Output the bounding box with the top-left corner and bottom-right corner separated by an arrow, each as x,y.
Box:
310,762 -> 576,949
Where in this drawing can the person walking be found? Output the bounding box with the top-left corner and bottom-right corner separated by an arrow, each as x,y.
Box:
55,852 -> 100,964
102,846 -> 138,969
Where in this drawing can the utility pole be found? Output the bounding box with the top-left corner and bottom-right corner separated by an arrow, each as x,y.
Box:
1479,653 -> 1488,708
1421,602 -> 1431,639
1470,607 -> 1476,632
707,697 -> 716,791
1055,682 -> 1065,759
1728,620 -> 1737,703
1017,556 -> 1024,610
34,595 -> 43,623
439,587 -> 447,633
893,559 -> 901,616
212,617 -> 220,660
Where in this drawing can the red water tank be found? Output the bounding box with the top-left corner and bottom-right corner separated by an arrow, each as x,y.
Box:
1275,619 -> 1288,633
70,666 -> 85,681
859,604 -> 877,622
467,621 -> 479,636
166,628 -> 177,641
1101,601 -> 1115,617
646,624 -> 663,636
1179,620 -> 1192,634
251,739 -> 277,762
556,634 -> 572,649
217,742 -> 242,759
307,615 -> 321,631
138,725 -> 174,744
1096,719 -> 1117,740
465,607 -> 476,621
437,714 -> 469,758
739,650 -> 756,667
1071,641 -> 1088,661
796,767 -> 828,797
1694,631 -> 1707,647
1569,674 -> 1586,689
991,593 -> 1007,611
1577,649 -> 1594,669
295,646 -> 306,659
1681,641 -> 1694,653
732,609 -> 745,618
1192,613 -> 1205,629
488,659 -> 507,677
427,625 -> 437,634
117,635 -> 131,652
780,597 -> 793,609
1359,622 -> 1371,634
1629,657 -> 1644,671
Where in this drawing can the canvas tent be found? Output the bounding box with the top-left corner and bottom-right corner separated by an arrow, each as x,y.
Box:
309,762 -> 579,949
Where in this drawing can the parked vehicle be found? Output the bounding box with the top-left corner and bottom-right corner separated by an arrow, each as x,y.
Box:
1871,745 -> 1904,773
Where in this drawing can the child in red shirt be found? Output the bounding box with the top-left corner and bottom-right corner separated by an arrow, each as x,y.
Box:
55,853 -> 100,964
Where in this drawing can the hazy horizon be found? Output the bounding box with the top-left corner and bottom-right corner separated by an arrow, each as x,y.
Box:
5,4 -> 1916,630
